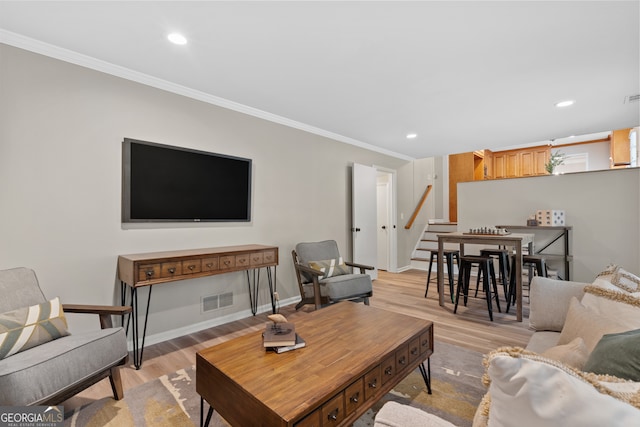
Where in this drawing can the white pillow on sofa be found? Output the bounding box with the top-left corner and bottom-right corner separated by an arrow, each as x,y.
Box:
581,280 -> 640,331
485,349 -> 640,427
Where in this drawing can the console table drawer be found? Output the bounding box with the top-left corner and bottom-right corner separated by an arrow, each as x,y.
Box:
182,259 -> 202,274
262,250 -> 276,265
138,264 -> 160,282
235,254 -> 250,269
202,257 -> 219,272
161,262 -> 182,278
249,252 -> 264,266
220,256 -> 235,270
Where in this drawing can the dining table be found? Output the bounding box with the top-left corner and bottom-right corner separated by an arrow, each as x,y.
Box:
436,232 -> 535,322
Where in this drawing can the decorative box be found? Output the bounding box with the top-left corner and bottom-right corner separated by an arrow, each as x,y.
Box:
536,210 -> 565,226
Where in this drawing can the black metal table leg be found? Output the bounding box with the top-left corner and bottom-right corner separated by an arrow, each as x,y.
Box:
418,359 -> 432,394
200,397 -> 214,427
128,285 -> 153,370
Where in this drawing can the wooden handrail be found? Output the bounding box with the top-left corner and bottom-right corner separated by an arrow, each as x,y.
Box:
404,184 -> 432,229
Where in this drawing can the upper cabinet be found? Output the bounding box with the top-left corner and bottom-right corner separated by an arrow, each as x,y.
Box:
492,147 -> 549,179
610,128 -> 632,167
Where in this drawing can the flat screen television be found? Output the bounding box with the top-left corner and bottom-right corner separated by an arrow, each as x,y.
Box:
122,138 -> 252,223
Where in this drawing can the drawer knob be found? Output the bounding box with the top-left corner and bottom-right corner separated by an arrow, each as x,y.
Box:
411,347 -> 419,355
188,265 -> 195,270
146,270 -> 154,277
398,356 -> 406,365
206,263 -> 214,268
328,409 -> 339,421
224,260 -> 231,265
168,268 -> 175,274
368,379 -> 377,389
384,367 -> 392,376
350,392 -> 359,403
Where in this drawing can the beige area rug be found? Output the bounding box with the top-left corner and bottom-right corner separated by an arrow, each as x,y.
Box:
64,341 -> 485,427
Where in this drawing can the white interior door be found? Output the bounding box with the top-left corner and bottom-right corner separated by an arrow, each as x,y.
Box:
376,179 -> 390,271
352,163 -> 378,279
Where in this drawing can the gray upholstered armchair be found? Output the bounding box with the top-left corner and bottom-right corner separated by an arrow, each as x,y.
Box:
292,240 -> 374,310
0,267 -> 131,405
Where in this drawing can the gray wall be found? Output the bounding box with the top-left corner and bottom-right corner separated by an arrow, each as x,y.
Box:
1,44 -> 426,344
457,168 -> 640,282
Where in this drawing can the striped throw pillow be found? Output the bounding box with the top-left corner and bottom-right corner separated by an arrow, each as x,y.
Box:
0,297 -> 69,359
308,258 -> 350,279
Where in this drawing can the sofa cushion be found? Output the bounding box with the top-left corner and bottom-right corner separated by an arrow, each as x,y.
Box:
485,348 -> 640,427
0,327 -> 127,405
0,297 -> 69,360
308,257 -> 350,279
528,277 -> 587,332
557,297 -> 629,353
584,329 -> 640,381
540,337 -> 589,370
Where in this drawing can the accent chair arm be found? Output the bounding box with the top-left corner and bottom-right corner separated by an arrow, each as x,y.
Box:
344,261 -> 375,274
63,304 -> 132,329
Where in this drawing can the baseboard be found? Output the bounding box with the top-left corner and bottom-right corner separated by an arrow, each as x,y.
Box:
126,296 -> 300,351
396,265 -> 415,272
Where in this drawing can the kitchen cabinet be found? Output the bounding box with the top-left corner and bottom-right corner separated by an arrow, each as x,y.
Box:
610,128 -> 632,167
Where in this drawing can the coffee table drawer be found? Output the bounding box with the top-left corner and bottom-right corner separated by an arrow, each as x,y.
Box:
322,392 -> 345,426
295,410 -> 320,427
381,354 -> 396,385
364,366 -> 381,401
408,337 -> 421,364
345,378 -> 364,415
420,329 -> 433,356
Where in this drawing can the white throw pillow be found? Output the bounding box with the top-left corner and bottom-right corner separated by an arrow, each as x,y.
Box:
581,283 -> 640,331
486,349 -> 640,427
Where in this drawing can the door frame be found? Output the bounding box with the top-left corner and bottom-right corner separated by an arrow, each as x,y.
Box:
374,166 -> 398,273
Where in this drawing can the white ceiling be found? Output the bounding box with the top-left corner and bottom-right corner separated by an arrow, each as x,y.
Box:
1,1 -> 638,160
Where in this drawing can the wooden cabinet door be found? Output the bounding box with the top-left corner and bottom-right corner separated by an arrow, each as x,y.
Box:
611,128 -> 632,166
520,148 -> 549,176
505,152 -> 519,178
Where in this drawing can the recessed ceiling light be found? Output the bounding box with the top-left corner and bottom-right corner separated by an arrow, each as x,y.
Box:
555,100 -> 575,108
167,33 -> 187,45
406,133 -> 418,139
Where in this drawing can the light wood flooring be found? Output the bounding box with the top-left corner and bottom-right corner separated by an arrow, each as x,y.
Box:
63,269 -> 533,411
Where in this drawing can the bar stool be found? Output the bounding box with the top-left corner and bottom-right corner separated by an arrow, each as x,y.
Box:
454,255 -> 501,321
425,249 -> 459,303
479,248 -> 511,296
506,254 -> 548,312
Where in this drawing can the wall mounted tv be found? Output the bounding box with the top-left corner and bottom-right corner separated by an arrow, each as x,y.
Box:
122,138 -> 252,223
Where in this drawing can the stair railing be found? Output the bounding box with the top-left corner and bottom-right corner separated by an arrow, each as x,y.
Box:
404,184 -> 433,229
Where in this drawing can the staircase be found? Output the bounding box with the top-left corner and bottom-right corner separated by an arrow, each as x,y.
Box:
410,221 -> 458,270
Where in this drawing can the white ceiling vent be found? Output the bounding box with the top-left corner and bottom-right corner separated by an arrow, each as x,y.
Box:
625,94 -> 640,103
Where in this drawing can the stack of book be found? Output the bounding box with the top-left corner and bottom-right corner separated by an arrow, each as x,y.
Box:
263,322 -> 306,353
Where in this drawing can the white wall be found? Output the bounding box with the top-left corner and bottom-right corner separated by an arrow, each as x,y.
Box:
457,168 -> 640,282
0,44 -> 419,344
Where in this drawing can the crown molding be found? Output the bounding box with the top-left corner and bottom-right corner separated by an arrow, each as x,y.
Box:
0,29 -> 414,161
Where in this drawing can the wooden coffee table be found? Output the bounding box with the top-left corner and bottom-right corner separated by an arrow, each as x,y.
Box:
196,302 -> 434,427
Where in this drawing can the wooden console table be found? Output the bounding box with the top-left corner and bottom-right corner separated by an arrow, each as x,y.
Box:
118,244 -> 278,369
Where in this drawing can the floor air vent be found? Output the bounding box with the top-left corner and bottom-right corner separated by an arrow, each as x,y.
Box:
202,292 -> 234,312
